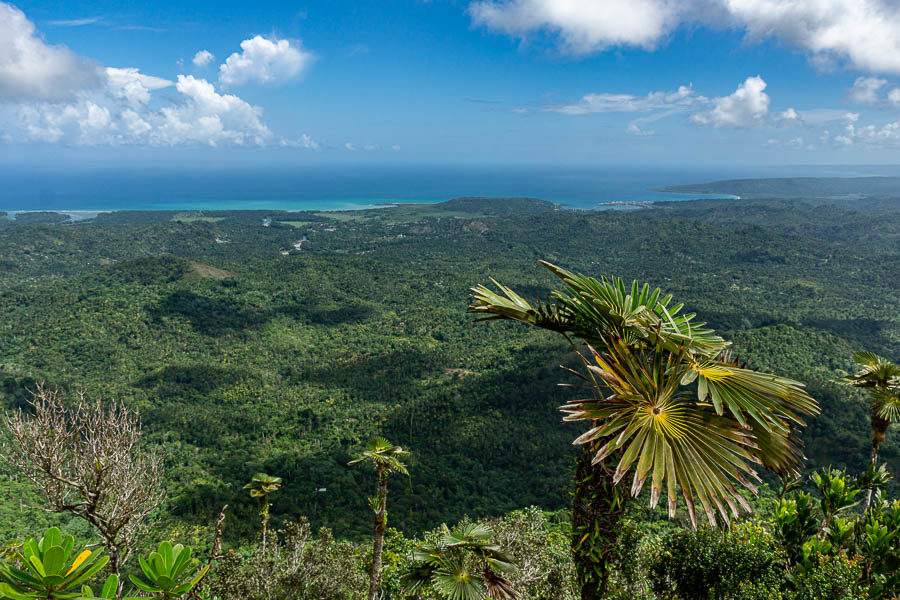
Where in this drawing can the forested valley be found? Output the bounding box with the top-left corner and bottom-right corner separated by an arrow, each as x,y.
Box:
0,187 -> 898,599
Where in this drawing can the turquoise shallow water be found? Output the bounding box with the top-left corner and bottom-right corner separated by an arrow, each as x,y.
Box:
0,164 -> 894,212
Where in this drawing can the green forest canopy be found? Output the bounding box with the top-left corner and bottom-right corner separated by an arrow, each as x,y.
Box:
0,189 -> 897,544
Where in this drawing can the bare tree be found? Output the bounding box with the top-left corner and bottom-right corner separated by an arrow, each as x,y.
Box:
0,384 -> 165,588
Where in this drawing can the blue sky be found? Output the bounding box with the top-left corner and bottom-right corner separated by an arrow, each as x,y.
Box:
4,0 -> 900,167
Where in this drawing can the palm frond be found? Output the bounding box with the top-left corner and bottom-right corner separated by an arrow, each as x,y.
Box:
432,558 -> 487,600
563,347 -> 767,527
399,564 -> 434,594
444,524 -> 493,544
696,361 -> 817,429
539,261 -> 729,356
404,522 -> 519,600
748,422 -> 807,477
243,473 -> 282,495
843,351 -> 900,387
348,438 -> 410,475
471,261 -> 820,529
841,351 -> 900,427
482,568 -> 519,600
873,388 -> 900,422
468,280 -> 569,332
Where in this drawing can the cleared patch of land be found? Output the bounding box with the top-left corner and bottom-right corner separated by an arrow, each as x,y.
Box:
187,260 -> 234,280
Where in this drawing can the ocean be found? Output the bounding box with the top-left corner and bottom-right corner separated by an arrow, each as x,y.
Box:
1,164 -> 897,213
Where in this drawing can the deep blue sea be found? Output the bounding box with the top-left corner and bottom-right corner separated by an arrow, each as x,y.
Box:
1,164 -> 897,213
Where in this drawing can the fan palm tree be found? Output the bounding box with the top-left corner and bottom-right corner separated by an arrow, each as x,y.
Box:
841,350 -> 900,511
244,473 -> 282,551
349,437 -> 410,600
469,261 -> 819,599
401,523 -> 518,600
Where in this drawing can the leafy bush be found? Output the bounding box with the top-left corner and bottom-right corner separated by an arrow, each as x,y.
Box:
646,522 -> 784,600
400,522 -> 518,600
0,527 -> 115,600
774,469 -> 900,599
490,507 -> 576,600
381,509 -> 576,600
211,518 -> 367,600
129,541 -> 208,599
787,552 -> 865,600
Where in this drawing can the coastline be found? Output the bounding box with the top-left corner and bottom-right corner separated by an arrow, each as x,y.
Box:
1,192 -> 736,217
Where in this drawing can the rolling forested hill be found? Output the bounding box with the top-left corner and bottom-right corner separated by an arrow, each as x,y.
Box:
0,192 -> 897,545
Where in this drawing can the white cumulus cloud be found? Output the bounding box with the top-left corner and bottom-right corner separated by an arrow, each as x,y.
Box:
725,0 -> 900,74
627,123 -> 655,136
0,2 -> 103,101
470,0 -> 900,74
193,50 -> 215,67
777,107 -> 802,124
470,0 -> 678,53
848,76 -> 887,104
218,36 -> 313,86
765,136 -> 806,148
105,67 -> 172,105
0,4 -> 327,149
889,88 -> 900,106
153,75 -> 272,146
690,76 -> 770,128
555,78 -> 803,131
3,73 -> 274,147
280,134 -> 319,149
553,85 -> 704,114
840,120 -> 900,146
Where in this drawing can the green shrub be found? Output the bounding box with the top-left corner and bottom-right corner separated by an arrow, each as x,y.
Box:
211,519 -> 366,600
128,541 -> 208,599
490,507 -> 577,600
718,582 -> 785,600
0,527 -> 114,600
646,521 -> 784,600
787,552 -> 865,600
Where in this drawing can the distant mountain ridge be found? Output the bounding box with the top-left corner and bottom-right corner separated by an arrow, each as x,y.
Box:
656,176 -> 900,199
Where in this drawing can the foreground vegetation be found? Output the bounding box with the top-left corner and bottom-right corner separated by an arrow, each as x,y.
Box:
1,478 -> 897,599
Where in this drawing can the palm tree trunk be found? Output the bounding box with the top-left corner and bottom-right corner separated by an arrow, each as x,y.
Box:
863,447 -> 879,514
864,416 -> 890,513
572,447 -> 627,600
369,471 -> 388,600
260,498 -> 270,553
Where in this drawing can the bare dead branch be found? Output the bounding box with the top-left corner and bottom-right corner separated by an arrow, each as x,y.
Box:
188,504 -> 229,600
0,384 -> 165,579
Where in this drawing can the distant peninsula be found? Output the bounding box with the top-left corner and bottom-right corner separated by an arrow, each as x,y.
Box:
656,176 -> 900,199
